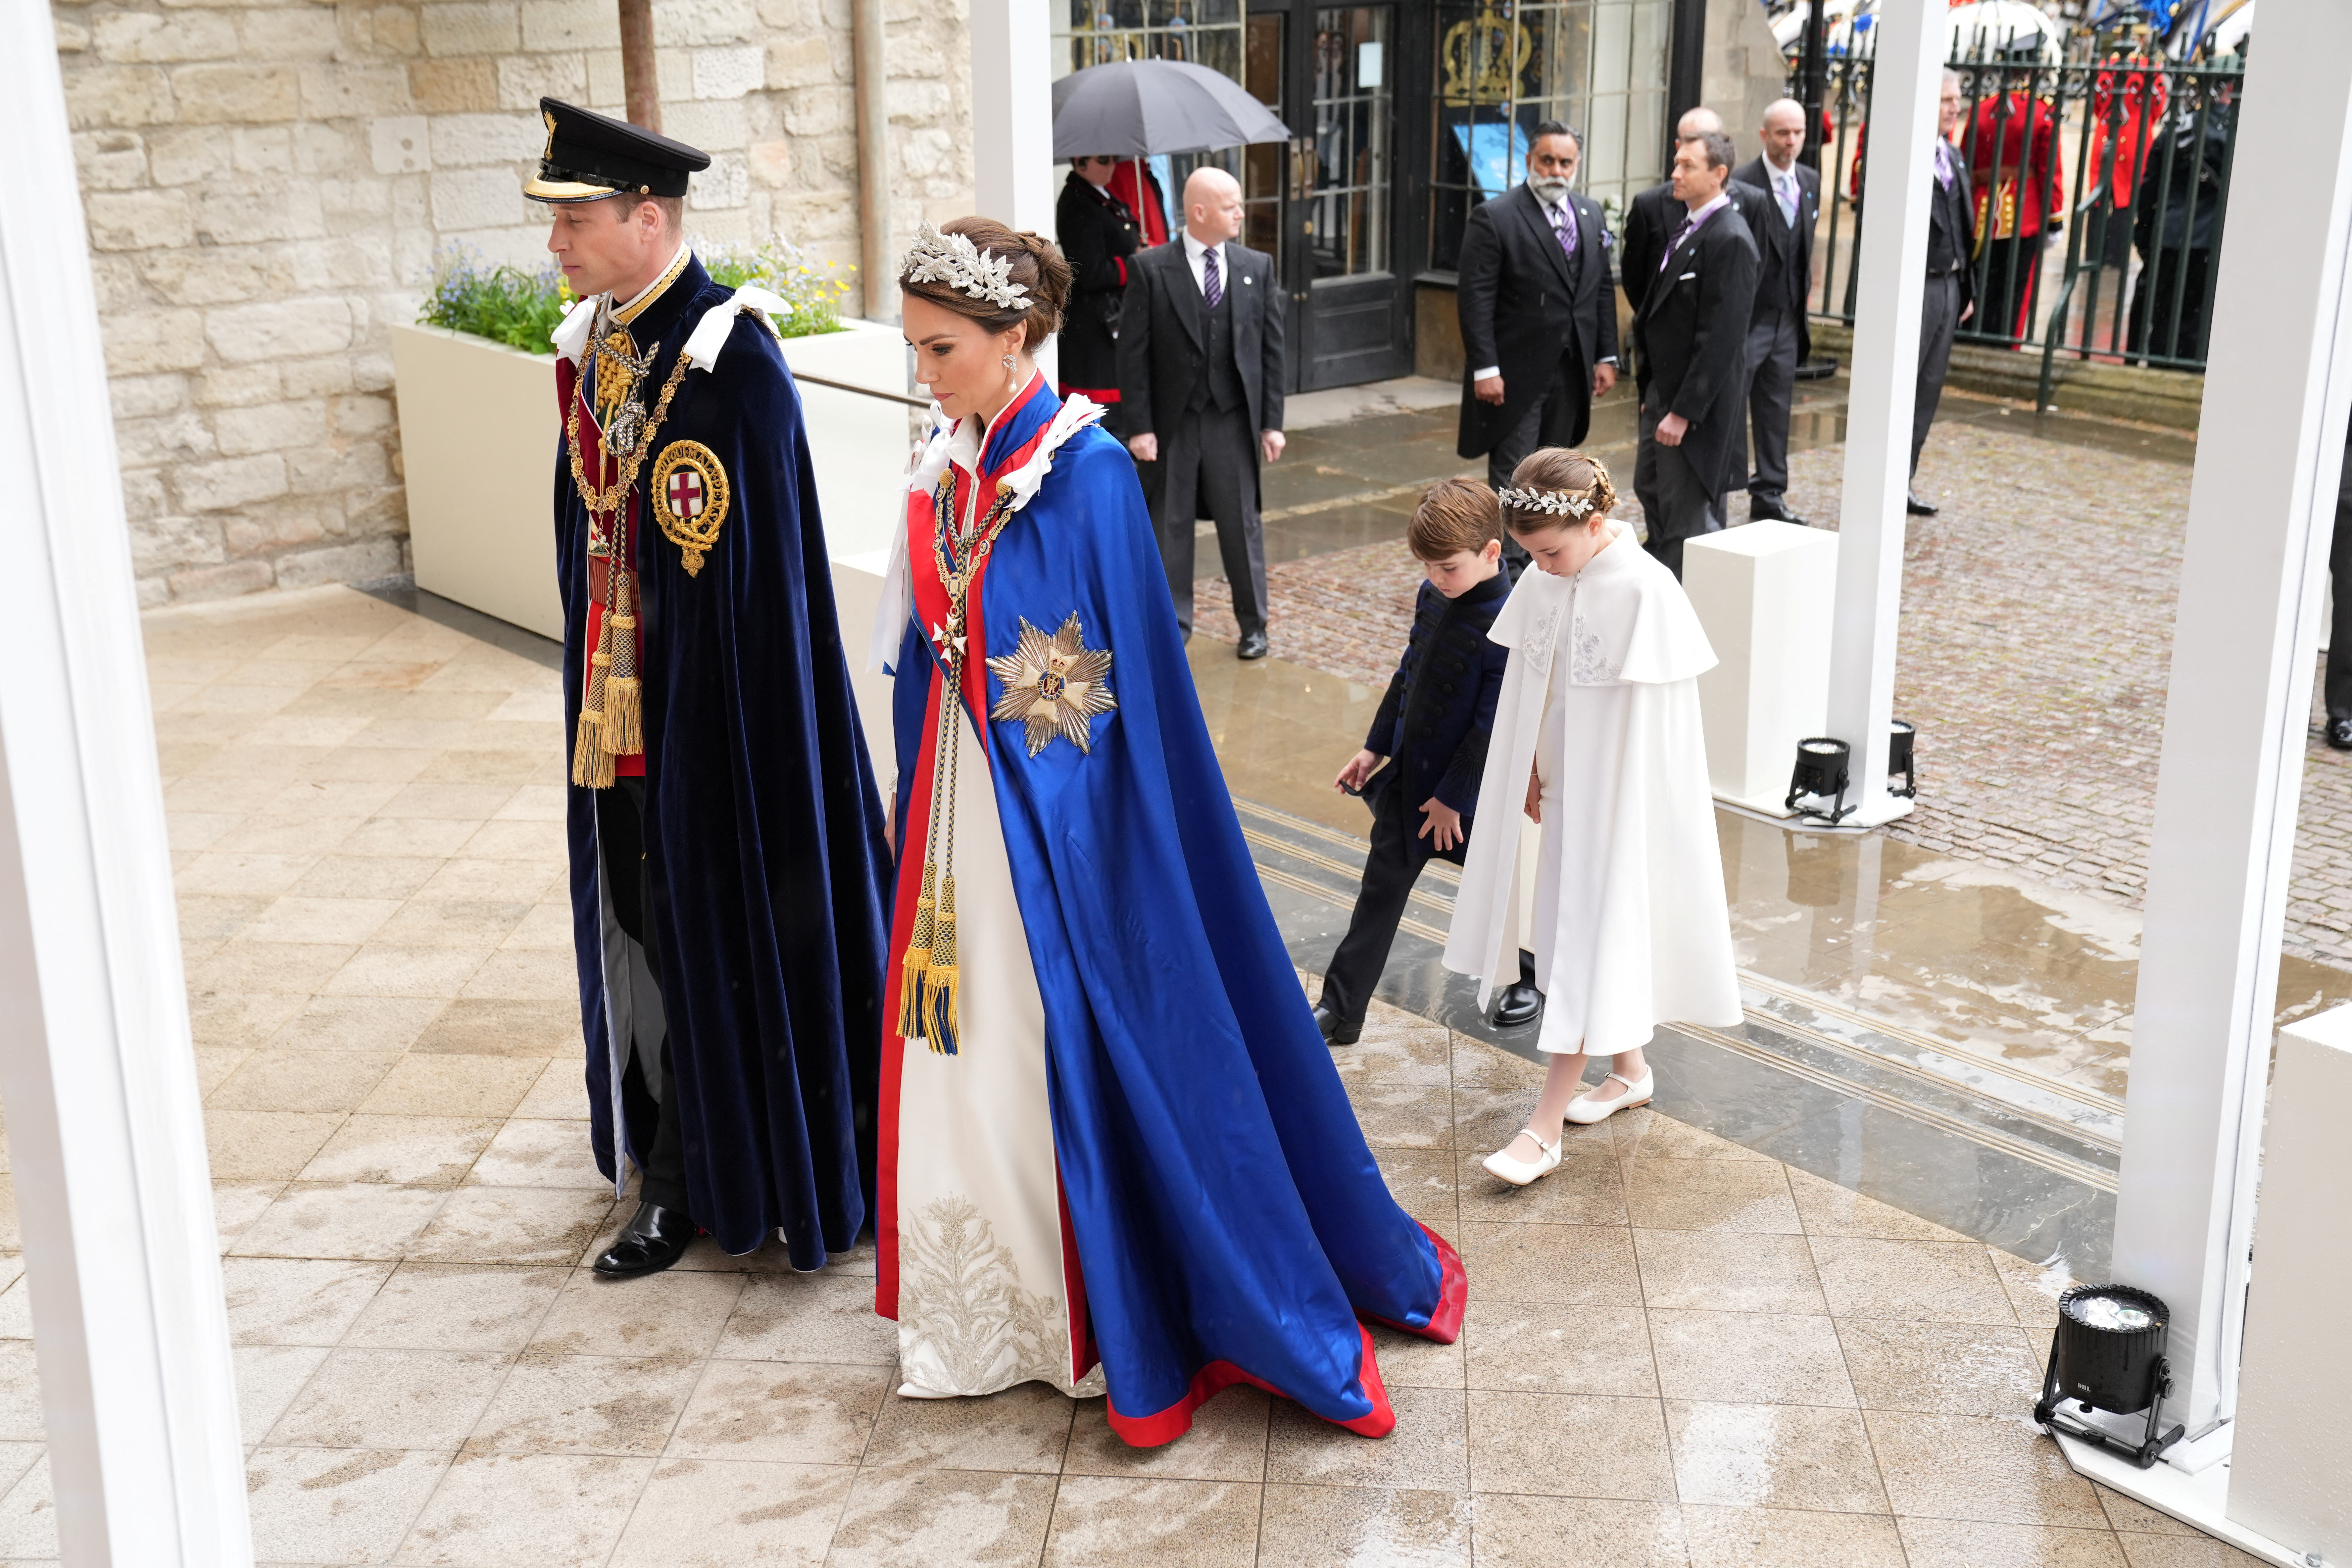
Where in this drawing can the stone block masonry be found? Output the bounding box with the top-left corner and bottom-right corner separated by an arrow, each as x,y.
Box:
54,0 -> 974,606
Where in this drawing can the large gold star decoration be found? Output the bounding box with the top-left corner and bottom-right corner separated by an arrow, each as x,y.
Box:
986,615 -> 1117,758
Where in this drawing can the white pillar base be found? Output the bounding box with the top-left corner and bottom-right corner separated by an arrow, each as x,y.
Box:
1772,792 -> 1917,832
2056,1435 -> 2307,1568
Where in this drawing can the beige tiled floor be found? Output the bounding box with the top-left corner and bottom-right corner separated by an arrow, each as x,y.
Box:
0,585 -> 2259,1564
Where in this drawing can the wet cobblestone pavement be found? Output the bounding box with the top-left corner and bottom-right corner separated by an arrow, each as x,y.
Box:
1195,389 -> 2352,971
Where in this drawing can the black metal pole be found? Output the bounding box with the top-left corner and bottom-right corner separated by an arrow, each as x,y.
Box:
1801,0 -> 1827,174
1667,0 -> 1708,168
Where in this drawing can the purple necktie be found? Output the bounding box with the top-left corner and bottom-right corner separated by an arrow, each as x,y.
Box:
1203,245 -> 1222,310
1550,199 -> 1578,259
1934,140 -> 1955,190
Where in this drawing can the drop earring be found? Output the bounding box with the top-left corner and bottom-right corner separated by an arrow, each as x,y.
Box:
1003,353 -> 1018,393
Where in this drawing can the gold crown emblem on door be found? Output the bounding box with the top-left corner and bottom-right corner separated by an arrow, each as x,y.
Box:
1440,3 -> 1531,108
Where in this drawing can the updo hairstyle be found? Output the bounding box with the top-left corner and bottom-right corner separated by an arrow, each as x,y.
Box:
897,216 -> 1073,350
1503,448 -> 1617,535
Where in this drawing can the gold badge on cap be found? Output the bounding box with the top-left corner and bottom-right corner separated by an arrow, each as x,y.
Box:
650,440 -> 729,576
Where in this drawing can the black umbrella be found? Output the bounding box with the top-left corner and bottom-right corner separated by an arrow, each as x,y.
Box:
1050,59 -> 1290,159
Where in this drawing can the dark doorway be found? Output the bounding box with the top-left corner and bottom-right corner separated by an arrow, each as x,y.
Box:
1245,1 -> 1415,391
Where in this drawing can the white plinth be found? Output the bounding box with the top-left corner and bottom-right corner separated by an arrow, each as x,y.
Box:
2226,1003 -> 2352,1563
1684,522 -> 1838,816
779,320 -> 917,560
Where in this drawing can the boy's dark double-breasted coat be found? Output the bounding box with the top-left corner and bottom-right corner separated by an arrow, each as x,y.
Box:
1453,183 -> 1621,462
1632,196 -> 1764,501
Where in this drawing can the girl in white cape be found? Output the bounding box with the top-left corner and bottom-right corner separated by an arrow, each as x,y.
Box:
1444,450 -> 1743,1186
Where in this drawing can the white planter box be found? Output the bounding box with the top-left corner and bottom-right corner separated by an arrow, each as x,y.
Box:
390,315 -> 915,643
776,317 -> 916,560
389,322 -> 566,641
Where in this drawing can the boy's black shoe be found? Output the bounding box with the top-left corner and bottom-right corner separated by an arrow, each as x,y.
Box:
1312,1002 -> 1361,1046
592,1201 -> 697,1277
1237,631 -> 1270,660
2328,716 -> 2352,751
1491,981 -> 1544,1028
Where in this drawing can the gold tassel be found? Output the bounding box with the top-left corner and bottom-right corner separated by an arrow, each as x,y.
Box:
897,862 -> 938,1039
573,598 -> 617,788
600,671 -> 643,755
599,571 -> 644,756
571,708 -> 615,788
924,874 -> 959,1056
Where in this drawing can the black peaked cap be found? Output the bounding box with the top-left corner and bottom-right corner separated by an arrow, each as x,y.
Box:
526,98 -> 712,203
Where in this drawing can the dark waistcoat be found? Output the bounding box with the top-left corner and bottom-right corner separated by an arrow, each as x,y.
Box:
1191,270 -> 1245,414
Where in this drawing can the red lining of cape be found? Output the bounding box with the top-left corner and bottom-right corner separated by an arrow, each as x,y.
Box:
1105,1323 -> 1394,1448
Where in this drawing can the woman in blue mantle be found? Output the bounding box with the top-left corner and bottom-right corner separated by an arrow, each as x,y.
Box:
869,218 -> 1465,1445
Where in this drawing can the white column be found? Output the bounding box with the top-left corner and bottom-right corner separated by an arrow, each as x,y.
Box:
2112,0 -> 2352,1449
0,11 -> 252,1565
969,0 -> 1058,235
1820,5 -> 1940,827
968,0 -> 1059,385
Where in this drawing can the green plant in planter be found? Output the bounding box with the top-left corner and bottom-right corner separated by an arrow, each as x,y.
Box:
420,246 -> 573,352
700,234 -> 854,338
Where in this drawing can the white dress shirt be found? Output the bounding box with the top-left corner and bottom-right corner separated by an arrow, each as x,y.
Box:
1181,229 -> 1227,297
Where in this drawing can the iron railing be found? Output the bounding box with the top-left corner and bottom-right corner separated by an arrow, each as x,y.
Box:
1795,35 -> 2244,393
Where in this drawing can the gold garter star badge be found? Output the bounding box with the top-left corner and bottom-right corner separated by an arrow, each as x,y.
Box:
987,615 -> 1117,757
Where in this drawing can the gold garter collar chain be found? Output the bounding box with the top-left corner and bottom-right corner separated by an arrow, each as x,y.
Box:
897,463 -> 1023,1057
566,293 -> 691,788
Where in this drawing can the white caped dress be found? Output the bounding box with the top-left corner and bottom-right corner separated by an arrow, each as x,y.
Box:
1444,523 -> 1743,1056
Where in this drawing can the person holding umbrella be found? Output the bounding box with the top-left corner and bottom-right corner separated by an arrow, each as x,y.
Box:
1057,155 -> 1146,430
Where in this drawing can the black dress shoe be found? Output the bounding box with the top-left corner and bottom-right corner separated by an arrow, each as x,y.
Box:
1905,491 -> 1938,516
1312,1002 -> 1361,1046
1491,981 -> 1544,1028
1748,495 -> 1807,526
2328,717 -> 2352,752
592,1200 -> 697,1278
1236,631 -> 1270,661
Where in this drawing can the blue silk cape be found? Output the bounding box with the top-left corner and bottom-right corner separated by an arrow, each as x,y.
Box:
879,378 -> 1465,1446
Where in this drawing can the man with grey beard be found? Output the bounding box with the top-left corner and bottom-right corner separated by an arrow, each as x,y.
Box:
1454,118 -> 1620,581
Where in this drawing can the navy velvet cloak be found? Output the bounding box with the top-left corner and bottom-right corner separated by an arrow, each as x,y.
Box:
880,380 -> 1465,1444
557,257 -> 893,1265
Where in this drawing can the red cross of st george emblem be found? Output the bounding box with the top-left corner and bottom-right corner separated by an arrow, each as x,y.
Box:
666,467 -> 704,519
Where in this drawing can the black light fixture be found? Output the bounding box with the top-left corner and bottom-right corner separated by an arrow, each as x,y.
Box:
2031,1284 -> 2186,1467
1784,737 -> 1855,825
1888,720 -> 1917,799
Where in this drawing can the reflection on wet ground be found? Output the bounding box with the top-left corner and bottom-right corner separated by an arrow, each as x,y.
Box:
1193,636 -> 2352,1273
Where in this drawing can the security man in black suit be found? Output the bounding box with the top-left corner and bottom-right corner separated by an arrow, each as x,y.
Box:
1632,129 -> 1761,579
1911,69 -> 1976,516
1619,105 -> 1726,318
1118,165 -> 1287,659
1732,99 -> 1821,525
1455,119 -> 1620,580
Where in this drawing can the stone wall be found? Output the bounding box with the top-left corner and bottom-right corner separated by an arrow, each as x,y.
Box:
53,0 -> 972,606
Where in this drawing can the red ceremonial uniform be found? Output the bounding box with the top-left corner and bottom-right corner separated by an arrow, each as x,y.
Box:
1964,90 -> 2065,243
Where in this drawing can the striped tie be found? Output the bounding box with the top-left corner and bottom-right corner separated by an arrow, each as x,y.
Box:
1203,245 -> 1222,311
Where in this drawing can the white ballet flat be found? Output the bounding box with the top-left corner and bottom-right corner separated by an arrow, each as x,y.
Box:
1564,1070 -> 1653,1125
1481,1128 -> 1563,1186
896,1382 -> 959,1400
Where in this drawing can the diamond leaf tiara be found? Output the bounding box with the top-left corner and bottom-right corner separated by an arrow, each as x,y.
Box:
1497,485 -> 1598,518
900,223 -> 1032,312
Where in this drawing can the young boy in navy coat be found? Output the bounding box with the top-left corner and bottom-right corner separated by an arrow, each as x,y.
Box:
1314,480 -> 1534,1043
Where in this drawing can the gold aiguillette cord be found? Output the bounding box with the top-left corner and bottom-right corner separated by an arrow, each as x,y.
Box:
898,466 -> 1019,1056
